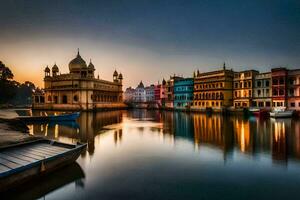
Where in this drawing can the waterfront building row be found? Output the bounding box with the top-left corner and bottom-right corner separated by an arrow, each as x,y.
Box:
125,65 -> 300,113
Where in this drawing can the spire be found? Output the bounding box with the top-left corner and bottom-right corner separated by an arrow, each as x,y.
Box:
223,62 -> 226,70
77,48 -> 80,56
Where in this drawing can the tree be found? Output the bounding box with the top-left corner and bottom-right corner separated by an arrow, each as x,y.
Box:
0,61 -> 14,80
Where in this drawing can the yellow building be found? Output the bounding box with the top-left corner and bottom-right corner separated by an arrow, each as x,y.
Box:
33,50 -> 125,111
233,70 -> 259,108
192,64 -> 234,111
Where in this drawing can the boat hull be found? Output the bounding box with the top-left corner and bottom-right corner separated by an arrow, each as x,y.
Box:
17,112 -> 80,122
270,111 -> 293,118
0,140 -> 86,192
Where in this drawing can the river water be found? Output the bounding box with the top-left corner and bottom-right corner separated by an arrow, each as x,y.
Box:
4,109 -> 300,199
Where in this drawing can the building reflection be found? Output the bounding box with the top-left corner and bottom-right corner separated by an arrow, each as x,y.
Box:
193,114 -> 234,159
30,110 -> 123,156
28,110 -> 300,165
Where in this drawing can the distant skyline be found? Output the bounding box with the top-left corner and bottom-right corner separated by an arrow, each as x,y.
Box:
0,0 -> 299,88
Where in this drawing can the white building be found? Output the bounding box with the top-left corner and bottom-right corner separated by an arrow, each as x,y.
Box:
134,81 -> 146,102
253,72 -> 272,108
145,84 -> 155,102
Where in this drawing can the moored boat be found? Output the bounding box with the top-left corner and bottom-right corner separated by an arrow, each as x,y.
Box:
0,139 -> 86,192
16,112 -> 80,122
269,107 -> 294,118
249,107 -> 269,117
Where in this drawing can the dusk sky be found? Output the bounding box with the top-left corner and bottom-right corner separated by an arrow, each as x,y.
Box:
0,0 -> 299,88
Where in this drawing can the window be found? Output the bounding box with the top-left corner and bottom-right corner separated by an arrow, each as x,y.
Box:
248,82 -> 251,88
48,95 -> 52,102
257,90 -> 261,96
265,80 -> 269,87
291,103 -> 295,107
62,95 -> 68,104
73,95 -> 78,102
279,78 -> 284,85
244,82 -> 248,88
290,89 -> 294,96
273,79 -> 278,85
266,101 -> 271,107
257,81 -> 261,87
279,89 -> 284,96
235,82 -> 238,88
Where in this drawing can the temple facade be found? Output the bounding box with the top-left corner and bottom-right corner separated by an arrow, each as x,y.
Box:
32,50 -> 125,111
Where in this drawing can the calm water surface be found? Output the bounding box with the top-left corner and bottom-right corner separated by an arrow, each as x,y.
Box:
5,110 -> 300,199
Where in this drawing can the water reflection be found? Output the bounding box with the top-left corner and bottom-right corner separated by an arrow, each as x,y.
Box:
24,110 -> 300,165
13,110 -> 300,199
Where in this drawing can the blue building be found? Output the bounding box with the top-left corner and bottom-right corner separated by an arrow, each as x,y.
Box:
174,78 -> 194,108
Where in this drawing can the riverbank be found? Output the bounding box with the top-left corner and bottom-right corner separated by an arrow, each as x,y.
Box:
0,109 -> 41,148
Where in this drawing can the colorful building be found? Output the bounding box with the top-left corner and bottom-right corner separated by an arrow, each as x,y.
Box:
287,69 -> 300,113
253,72 -> 272,108
271,68 -> 288,107
174,78 -> 194,108
165,75 -> 183,109
145,84 -> 155,102
233,70 -> 259,108
192,65 -> 234,110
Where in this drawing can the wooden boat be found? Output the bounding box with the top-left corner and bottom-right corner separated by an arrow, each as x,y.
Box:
249,107 -> 268,117
17,112 -> 80,122
270,107 -> 294,118
0,139 -> 86,192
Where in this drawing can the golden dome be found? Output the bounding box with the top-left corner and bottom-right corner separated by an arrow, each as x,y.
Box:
88,59 -> 95,70
69,50 -> 87,72
44,66 -> 50,72
113,70 -> 118,76
118,73 -> 123,79
52,63 -> 59,72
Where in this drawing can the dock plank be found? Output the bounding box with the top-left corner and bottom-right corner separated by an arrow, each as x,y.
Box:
2,152 -> 38,162
0,164 -> 11,173
20,147 -> 57,156
0,158 -> 22,169
35,143 -> 70,151
0,153 -> 30,165
31,146 -> 66,154
8,149 -> 46,160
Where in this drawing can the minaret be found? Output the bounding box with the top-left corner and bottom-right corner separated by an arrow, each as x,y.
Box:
223,62 -> 226,70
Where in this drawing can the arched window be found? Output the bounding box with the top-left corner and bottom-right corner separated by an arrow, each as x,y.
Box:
62,95 -> 68,104
73,95 -> 78,102
48,95 -> 52,102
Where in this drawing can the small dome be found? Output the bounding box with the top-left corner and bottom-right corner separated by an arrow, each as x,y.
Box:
88,59 -> 95,70
118,73 -> 123,79
44,66 -> 50,72
69,50 -> 87,72
52,63 -> 59,72
113,70 -> 118,76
